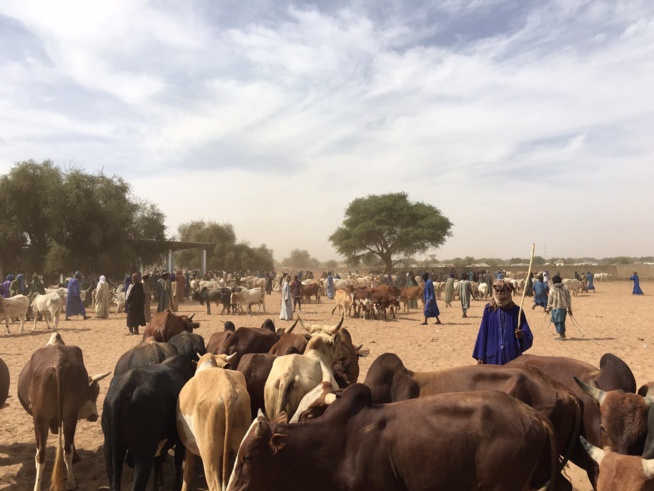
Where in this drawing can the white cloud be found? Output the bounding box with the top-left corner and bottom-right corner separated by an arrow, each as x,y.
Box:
1,0 -> 653,262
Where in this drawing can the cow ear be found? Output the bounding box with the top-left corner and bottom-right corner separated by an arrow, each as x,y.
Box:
269,433 -> 287,454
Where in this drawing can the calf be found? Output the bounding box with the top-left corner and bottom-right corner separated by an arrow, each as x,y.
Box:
227,385 -> 557,491
17,333 -> 110,490
177,354 -> 251,490
0,294 -> 30,333
30,292 -> 64,331
331,289 -> 353,317
102,356 -> 194,491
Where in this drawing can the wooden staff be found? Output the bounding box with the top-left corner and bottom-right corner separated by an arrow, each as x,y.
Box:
516,243 -> 536,332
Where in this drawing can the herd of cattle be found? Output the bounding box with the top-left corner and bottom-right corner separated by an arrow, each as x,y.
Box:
2,297 -> 654,491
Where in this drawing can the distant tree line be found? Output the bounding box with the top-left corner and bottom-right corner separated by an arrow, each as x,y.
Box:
0,160 -> 167,278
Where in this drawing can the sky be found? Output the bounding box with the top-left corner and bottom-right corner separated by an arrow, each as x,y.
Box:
1,0 -> 653,263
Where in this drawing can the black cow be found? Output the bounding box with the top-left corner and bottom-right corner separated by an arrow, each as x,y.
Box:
191,287 -> 232,315
102,356 -> 195,491
168,332 -> 206,363
113,340 -> 178,379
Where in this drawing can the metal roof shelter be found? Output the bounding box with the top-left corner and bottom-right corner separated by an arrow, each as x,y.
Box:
163,240 -> 213,275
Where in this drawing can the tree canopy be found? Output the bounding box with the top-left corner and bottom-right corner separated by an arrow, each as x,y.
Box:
176,220 -> 274,272
0,160 -> 167,278
329,192 -> 453,272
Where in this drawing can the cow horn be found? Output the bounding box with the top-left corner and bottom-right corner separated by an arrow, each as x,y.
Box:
297,315 -> 309,332
645,397 -> 654,408
644,458 -> 654,479
91,372 -> 111,383
579,436 -> 606,465
286,318 -> 299,334
327,315 -> 344,335
574,376 -> 606,405
188,313 -> 195,321
225,353 -> 237,363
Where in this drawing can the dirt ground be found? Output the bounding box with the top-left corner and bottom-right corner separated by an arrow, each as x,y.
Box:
0,280 -> 651,490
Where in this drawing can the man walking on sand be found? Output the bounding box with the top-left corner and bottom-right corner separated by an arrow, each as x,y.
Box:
546,275 -> 572,340
421,272 -> 442,325
458,276 -> 473,318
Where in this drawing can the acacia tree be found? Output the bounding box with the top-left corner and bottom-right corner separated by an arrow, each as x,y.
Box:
329,192 -> 453,273
282,249 -> 320,269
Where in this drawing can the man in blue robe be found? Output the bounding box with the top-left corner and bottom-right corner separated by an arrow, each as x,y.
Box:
65,271 -> 88,320
532,275 -> 549,311
473,280 -> 533,365
586,272 -> 595,292
421,272 -> 441,325
630,272 -> 644,295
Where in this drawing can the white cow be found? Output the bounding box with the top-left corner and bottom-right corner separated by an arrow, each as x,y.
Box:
45,287 -> 67,298
562,278 -> 582,296
30,293 -> 64,331
0,295 -> 30,334
231,287 -> 266,314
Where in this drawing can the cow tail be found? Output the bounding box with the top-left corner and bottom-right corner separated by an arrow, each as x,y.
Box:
221,394 -> 230,491
50,365 -> 65,491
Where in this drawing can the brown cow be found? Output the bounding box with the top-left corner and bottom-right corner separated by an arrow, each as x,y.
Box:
399,284 -> 424,312
142,310 -> 199,342
206,321 -> 236,354
17,333 -> 110,491
236,353 -> 277,419
363,352 -> 580,488
227,385 -> 558,491
301,283 -> 321,303
268,319 -> 306,356
508,352 -> 637,486
581,436 -> 654,491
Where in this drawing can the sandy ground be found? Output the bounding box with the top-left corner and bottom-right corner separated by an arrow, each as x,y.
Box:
0,280 -> 652,490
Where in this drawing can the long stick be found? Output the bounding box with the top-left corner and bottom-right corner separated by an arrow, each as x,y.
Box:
517,243 -> 536,330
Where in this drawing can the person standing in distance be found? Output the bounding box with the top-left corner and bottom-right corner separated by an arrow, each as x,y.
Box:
421,272 -> 442,325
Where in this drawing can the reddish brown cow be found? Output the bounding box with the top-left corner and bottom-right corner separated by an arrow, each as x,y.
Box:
399,285 -> 424,312
236,353 -> 277,419
508,352 -> 637,486
268,319 -> 306,356
581,436 -> 654,491
218,327 -> 282,369
206,321 -> 236,354
363,353 -> 580,488
142,310 -> 200,342
17,333 -> 110,491
226,385 -> 558,491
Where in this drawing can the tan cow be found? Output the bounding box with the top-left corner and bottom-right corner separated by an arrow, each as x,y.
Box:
331,289 -> 353,317
177,353 -> 251,491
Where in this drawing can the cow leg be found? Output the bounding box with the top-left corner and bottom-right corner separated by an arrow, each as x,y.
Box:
181,449 -> 195,491
19,315 -> 25,333
63,420 -> 78,489
132,454 -> 154,491
172,443 -> 185,491
5,318 -> 10,334
33,420 -> 49,491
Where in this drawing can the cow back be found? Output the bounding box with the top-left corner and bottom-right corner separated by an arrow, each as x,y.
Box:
237,353 -> 277,419
114,341 -> 178,379
168,332 -> 206,362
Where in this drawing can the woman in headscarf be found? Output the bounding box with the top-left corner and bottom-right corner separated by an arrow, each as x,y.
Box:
94,275 -> 110,319
126,273 -> 146,335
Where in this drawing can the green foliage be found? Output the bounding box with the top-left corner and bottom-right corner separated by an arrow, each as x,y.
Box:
0,160 -> 167,277
176,220 -> 273,271
330,192 -> 453,272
